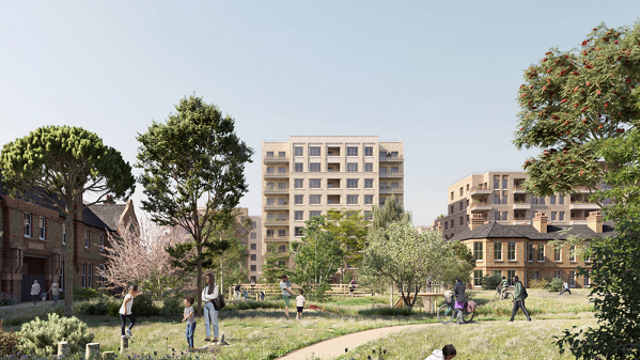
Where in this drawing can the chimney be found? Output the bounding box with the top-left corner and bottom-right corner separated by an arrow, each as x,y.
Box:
532,212 -> 548,233
470,213 -> 485,230
104,195 -> 115,204
587,211 -> 603,233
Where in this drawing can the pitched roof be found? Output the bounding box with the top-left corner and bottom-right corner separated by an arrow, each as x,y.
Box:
85,204 -> 128,232
448,221 -> 615,242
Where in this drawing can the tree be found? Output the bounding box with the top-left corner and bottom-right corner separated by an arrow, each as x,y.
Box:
513,22 -> 640,214
290,216 -> 344,301
451,242 -> 475,284
136,94 -> 253,315
102,217 -> 192,300
206,213 -> 251,287
261,245 -> 291,284
361,219 -> 465,311
368,194 -> 411,235
322,209 -> 368,283
0,126 -> 135,316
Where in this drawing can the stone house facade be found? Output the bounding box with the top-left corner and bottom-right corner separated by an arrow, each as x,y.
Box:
0,181 -> 138,301
449,211 -> 613,289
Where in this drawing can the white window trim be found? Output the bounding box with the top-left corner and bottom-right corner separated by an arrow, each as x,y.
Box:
38,216 -> 46,241
62,224 -> 66,245
100,234 -> 105,252
554,249 -> 562,262
88,264 -> 93,288
85,230 -> 90,249
24,213 -> 32,238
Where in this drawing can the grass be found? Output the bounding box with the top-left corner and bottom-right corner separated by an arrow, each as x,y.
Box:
334,318 -> 597,360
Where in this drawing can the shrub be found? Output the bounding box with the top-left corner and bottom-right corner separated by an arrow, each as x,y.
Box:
0,292 -> 19,307
547,278 -> 563,292
529,279 -> 549,290
160,297 -> 183,316
74,296 -> 118,316
481,274 -> 502,290
72,287 -> 103,301
19,313 -> 94,356
0,320 -> 20,356
107,301 -> 121,317
131,294 -> 160,317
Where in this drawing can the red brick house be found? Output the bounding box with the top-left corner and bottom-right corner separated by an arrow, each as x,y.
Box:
0,181 -> 138,301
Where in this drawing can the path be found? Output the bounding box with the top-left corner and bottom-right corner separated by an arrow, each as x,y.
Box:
275,323 -> 435,360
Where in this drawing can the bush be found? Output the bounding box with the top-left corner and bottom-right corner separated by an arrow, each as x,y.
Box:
131,294 -> 160,317
481,274 -> 502,290
74,296 -> 118,316
160,297 -> 183,316
0,292 -> 19,307
72,287 -> 103,301
108,301 -> 121,317
529,279 -> 549,290
19,313 -> 94,356
547,278 -> 563,292
0,320 -> 20,356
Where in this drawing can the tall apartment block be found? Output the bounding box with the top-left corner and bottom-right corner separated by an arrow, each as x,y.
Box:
433,170 -> 604,239
261,136 -> 404,267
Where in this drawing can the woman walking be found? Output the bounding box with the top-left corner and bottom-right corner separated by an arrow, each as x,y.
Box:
202,273 -> 220,343
453,277 -> 466,325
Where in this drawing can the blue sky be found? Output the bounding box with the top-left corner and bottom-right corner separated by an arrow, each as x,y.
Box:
1,1 -> 639,226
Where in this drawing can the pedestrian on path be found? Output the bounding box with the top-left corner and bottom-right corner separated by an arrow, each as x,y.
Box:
30,280 -> 41,306
182,295 -> 196,352
558,280 -> 571,296
202,273 -> 220,343
49,280 -> 60,303
279,274 -> 293,318
425,344 -> 457,360
453,277 -> 465,325
295,289 -> 305,320
119,285 -> 139,338
509,276 -> 531,322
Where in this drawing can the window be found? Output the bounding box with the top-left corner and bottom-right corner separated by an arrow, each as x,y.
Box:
279,151 -> 286,158
391,182 -> 399,189
365,179 -> 374,189
278,229 -> 286,237
466,184 -> 469,193
559,195 -> 565,205
507,270 -> 516,286
559,211 -> 565,221
295,195 -> 304,205
295,179 -> 304,189
309,195 -> 321,205
537,244 -> 545,262
493,175 -> 500,189
508,242 -> 516,261
459,202 -> 463,211
267,167 -> 275,174
450,191 -> 454,200
88,264 -> 93,288
527,243 -> 534,262
554,247 -> 561,262
391,167 -> 399,173
251,221 -> 257,229
59,261 -> 64,291
502,175 -> 508,189
85,230 -> 90,248
250,243 -> 257,250
250,254 -> 257,261
295,163 -> 303,172
294,146 -> 303,156
450,205 -> 454,214
365,146 -> 373,156
278,261 -> 286,266
267,214 -> 275,220
494,212 -> 500,221
531,196 -> 538,205
460,217 -> 463,226
501,212 -> 508,221
295,211 -> 304,221
550,195 -> 556,205
347,195 -> 358,205
554,271 -> 561,279
310,211 -> 321,218
365,195 -> 373,205
278,214 -> 286,220
459,187 -> 463,196
250,265 -> 257,271
474,270 -> 483,286
278,167 -> 287,173
24,213 -> 32,237
279,245 -> 287,252
347,146 -> 358,156
309,163 -> 321,172
502,192 -> 508,205
35,216 -> 46,240
494,194 -> 500,205
295,227 -> 303,237
569,245 -> 576,262
98,264 -> 105,285
380,151 -> 388,158
81,264 -> 86,288
266,182 -> 274,189
310,179 -> 321,188
347,163 -> 358,172
62,224 -> 66,245
251,233 -> 257,239
100,234 -> 105,251
444,222 -> 448,230
450,219 -> 454,228
266,229 -> 274,237
551,211 -> 557,221
569,271 -> 576,287
266,198 -> 275,206
532,270 -> 540,281
278,198 -> 287,205
365,211 -> 373,220
539,196 -> 546,205
474,242 -> 483,261
309,146 -> 320,157
584,270 -> 590,287
347,179 -> 358,189
266,151 -> 274,158
494,242 -> 503,261
365,163 -> 373,172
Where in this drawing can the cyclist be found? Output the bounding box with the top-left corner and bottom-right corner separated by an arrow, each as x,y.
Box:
500,276 -> 509,298
454,276 -> 466,325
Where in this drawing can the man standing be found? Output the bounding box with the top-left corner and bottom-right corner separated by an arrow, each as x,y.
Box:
558,280 -> 571,296
234,282 -> 242,300
279,275 -> 293,318
509,275 -> 531,322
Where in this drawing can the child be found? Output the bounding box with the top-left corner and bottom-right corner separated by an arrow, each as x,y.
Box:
182,295 -> 196,351
295,289 -> 305,320
119,285 -> 139,339
425,344 -> 456,360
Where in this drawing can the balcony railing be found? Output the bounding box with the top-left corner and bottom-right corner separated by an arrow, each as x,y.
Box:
379,154 -> 403,160
513,216 -> 528,221
513,185 -> 525,191
265,186 -> 288,191
470,185 -> 491,192
265,219 -> 288,223
265,155 -> 289,160
570,217 -> 588,221
470,201 -> 490,209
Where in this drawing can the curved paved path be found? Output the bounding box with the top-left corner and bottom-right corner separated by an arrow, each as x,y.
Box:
275,323 -> 435,360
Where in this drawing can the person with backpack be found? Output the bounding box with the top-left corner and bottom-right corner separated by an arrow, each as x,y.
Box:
509,275 -> 531,322
453,277 -> 466,325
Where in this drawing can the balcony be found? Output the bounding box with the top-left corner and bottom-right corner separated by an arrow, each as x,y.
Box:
513,217 -> 530,224
380,185 -> 403,194
513,202 -> 531,210
264,219 -> 289,227
327,156 -> 341,163
264,155 -> 289,164
470,201 -> 491,211
264,203 -> 289,210
569,217 -> 588,225
379,171 -> 403,178
264,236 -> 289,242
569,201 -> 600,210
264,186 -> 289,195
576,186 -> 597,193
513,185 -> 526,193
264,172 -> 289,179
469,185 -> 491,196
379,154 -> 403,163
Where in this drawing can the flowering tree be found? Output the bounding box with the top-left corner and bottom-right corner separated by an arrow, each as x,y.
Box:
102,217 -> 192,299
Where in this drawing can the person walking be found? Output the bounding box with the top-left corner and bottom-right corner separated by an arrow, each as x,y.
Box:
30,280 -> 41,306
234,282 -> 242,300
49,280 -> 60,304
509,275 -> 531,322
182,295 -> 196,352
453,277 -> 466,325
279,274 -> 293,318
558,280 -> 571,296
202,273 -> 220,343
425,344 -> 457,360
295,289 -> 306,320
243,287 -> 248,301
119,285 -> 139,338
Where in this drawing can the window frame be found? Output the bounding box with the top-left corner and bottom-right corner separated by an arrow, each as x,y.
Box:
38,216 -> 46,240
364,146 -> 373,157
88,264 -> 93,288
294,211 -> 304,221
554,247 -> 561,262
346,146 -> 358,157
294,227 -> 304,237
310,179 -> 321,189
294,195 -> 304,205
24,213 -> 32,238
100,234 -> 105,252
294,179 -> 304,189
294,163 -> 303,172
347,179 -> 359,189
81,263 -> 86,288
473,270 -> 483,287
507,241 -> 516,261
309,146 -> 321,157
537,244 -> 545,262
85,230 -> 90,249
494,241 -> 503,261
309,195 -> 321,205
364,163 -> 373,172
347,163 -> 358,172
364,195 -> 374,205
347,195 -> 359,205
473,241 -> 483,261
309,163 -> 321,172
364,179 -> 374,189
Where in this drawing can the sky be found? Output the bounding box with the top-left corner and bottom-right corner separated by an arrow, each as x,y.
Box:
1,1 -> 639,226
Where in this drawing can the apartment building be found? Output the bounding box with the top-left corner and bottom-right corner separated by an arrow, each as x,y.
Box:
433,170 -> 604,240
248,215 -> 262,282
261,136 -> 404,267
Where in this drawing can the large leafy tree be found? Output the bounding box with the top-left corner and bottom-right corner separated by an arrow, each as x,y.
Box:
136,94 -> 253,315
207,213 -> 251,288
514,21 -> 640,214
322,209 -> 368,283
261,245 -> 291,284
0,126 -> 135,316
368,194 -> 411,235
290,216 -> 344,301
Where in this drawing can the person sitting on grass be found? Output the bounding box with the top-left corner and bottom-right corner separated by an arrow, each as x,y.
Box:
182,295 -> 196,352
119,285 -> 139,339
295,289 -> 305,320
425,344 -> 457,360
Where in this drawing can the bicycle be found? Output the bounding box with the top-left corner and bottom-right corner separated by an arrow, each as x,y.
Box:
495,285 -> 514,300
437,298 -> 475,324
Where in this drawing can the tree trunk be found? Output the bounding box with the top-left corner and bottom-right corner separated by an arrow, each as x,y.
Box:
63,202 -> 74,317
196,248 -> 203,317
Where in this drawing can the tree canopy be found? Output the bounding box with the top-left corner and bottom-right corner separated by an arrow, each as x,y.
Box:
368,194 -> 411,235
321,209 -> 368,283
0,125 -> 135,316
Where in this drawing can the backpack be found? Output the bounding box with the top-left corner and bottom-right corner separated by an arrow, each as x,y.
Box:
522,284 -> 529,299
